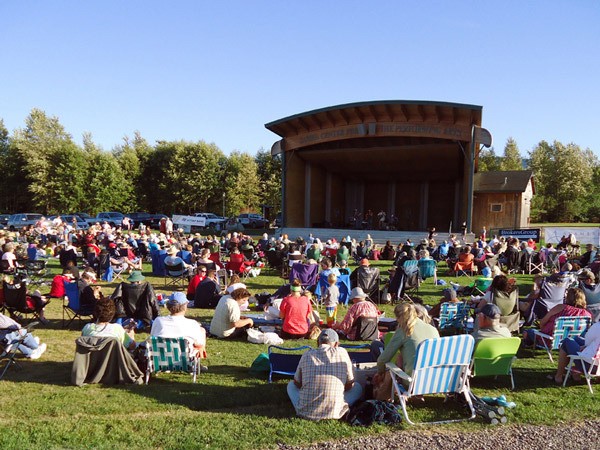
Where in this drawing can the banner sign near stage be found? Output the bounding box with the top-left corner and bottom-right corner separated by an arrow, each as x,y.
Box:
543,227 -> 600,246
499,228 -> 541,242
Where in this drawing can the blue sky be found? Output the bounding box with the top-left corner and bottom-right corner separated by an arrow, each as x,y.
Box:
1,1 -> 598,156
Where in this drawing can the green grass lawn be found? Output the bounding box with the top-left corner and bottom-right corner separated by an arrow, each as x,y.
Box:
0,256 -> 598,449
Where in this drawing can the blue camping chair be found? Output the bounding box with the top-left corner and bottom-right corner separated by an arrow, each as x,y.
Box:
178,250 -> 193,265
314,273 -> 351,305
268,345 -> 311,383
151,249 -> 168,276
387,334 -> 476,425
27,247 -> 38,261
417,259 -> 437,285
63,280 -> 94,329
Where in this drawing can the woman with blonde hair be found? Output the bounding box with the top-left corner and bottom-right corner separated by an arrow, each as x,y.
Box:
372,302 -> 439,400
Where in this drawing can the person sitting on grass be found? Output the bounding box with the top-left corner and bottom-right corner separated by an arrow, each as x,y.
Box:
150,292 -> 208,371
287,329 -> 362,421
279,279 -> 313,339
331,287 -> 379,341
210,288 -> 253,339
186,266 -> 207,301
0,312 -> 47,359
428,288 -> 460,321
82,297 -> 137,350
471,303 -> 511,344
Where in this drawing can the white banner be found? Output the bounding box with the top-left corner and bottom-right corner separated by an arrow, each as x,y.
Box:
543,227 -> 600,246
172,215 -> 206,228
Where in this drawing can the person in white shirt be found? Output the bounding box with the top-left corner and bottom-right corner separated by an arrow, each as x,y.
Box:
151,292 -> 208,370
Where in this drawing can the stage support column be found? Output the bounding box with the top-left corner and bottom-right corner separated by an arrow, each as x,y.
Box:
325,172 -> 332,224
453,180 -> 461,233
304,163 -> 311,227
388,182 -> 396,218
419,181 -> 429,229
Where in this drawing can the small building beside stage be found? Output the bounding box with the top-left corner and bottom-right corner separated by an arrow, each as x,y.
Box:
473,170 -> 534,233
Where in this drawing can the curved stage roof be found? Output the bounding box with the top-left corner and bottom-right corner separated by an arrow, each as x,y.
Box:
265,100 -> 483,182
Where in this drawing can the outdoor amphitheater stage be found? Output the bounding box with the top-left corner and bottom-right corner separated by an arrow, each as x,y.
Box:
274,227 -> 475,246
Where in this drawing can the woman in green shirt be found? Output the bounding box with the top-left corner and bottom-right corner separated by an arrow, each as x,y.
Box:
373,302 -> 439,401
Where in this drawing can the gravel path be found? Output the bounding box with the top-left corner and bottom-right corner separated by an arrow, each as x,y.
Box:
278,420 -> 600,450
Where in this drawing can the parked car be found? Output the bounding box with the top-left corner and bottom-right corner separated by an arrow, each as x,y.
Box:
94,212 -> 126,227
49,214 -> 89,230
7,213 -> 44,230
73,212 -> 94,222
128,212 -> 153,227
194,212 -> 227,229
237,213 -> 270,228
0,214 -> 10,228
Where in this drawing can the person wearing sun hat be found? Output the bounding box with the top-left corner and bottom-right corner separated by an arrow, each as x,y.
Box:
331,287 -> 379,341
164,245 -> 192,277
110,270 -> 159,329
287,328 -> 362,421
150,292 -> 208,365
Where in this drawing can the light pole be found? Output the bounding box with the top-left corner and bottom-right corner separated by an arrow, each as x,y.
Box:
222,192 -> 226,218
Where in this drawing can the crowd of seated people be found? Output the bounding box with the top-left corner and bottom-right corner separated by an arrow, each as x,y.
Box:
4,219 -> 600,422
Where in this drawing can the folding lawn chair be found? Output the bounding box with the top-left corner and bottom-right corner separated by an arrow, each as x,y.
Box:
314,273 -> 351,306
2,280 -> 39,323
386,334 -> 476,425
532,316 -> 591,363
435,301 -> 470,334
267,345 -> 311,383
470,337 -> 521,390
146,336 -> 200,384
400,260 -> 420,299
22,260 -> 48,287
526,252 -> 544,275
563,344 -> 600,393
288,262 -> 318,289
0,321 -> 38,380
63,280 -> 94,329
417,259 -> 437,286
164,262 -> 187,287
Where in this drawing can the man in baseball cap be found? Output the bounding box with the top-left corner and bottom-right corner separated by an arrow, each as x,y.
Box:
471,303 -> 511,344
287,327 -> 362,421
150,291 -> 208,367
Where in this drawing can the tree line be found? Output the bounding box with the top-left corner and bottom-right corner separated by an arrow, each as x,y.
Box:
0,109 -> 281,218
1,109 -> 597,224
478,137 -> 600,223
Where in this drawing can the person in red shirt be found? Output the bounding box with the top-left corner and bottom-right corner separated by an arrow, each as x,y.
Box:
279,279 -> 313,339
48,269 -> 75,298
186,266 -> 207,300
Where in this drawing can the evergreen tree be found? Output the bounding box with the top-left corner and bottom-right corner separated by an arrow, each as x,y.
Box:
500,137 -> 523,171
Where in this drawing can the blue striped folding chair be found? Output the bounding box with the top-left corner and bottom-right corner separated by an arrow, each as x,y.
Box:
145,336 -> 199,384
386,334 -> 476,425
436,302 -> 470,334
532,316 -> 591,363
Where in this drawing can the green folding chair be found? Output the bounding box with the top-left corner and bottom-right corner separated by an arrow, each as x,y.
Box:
470,337 -> 521,390
145,336 -> 199,384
